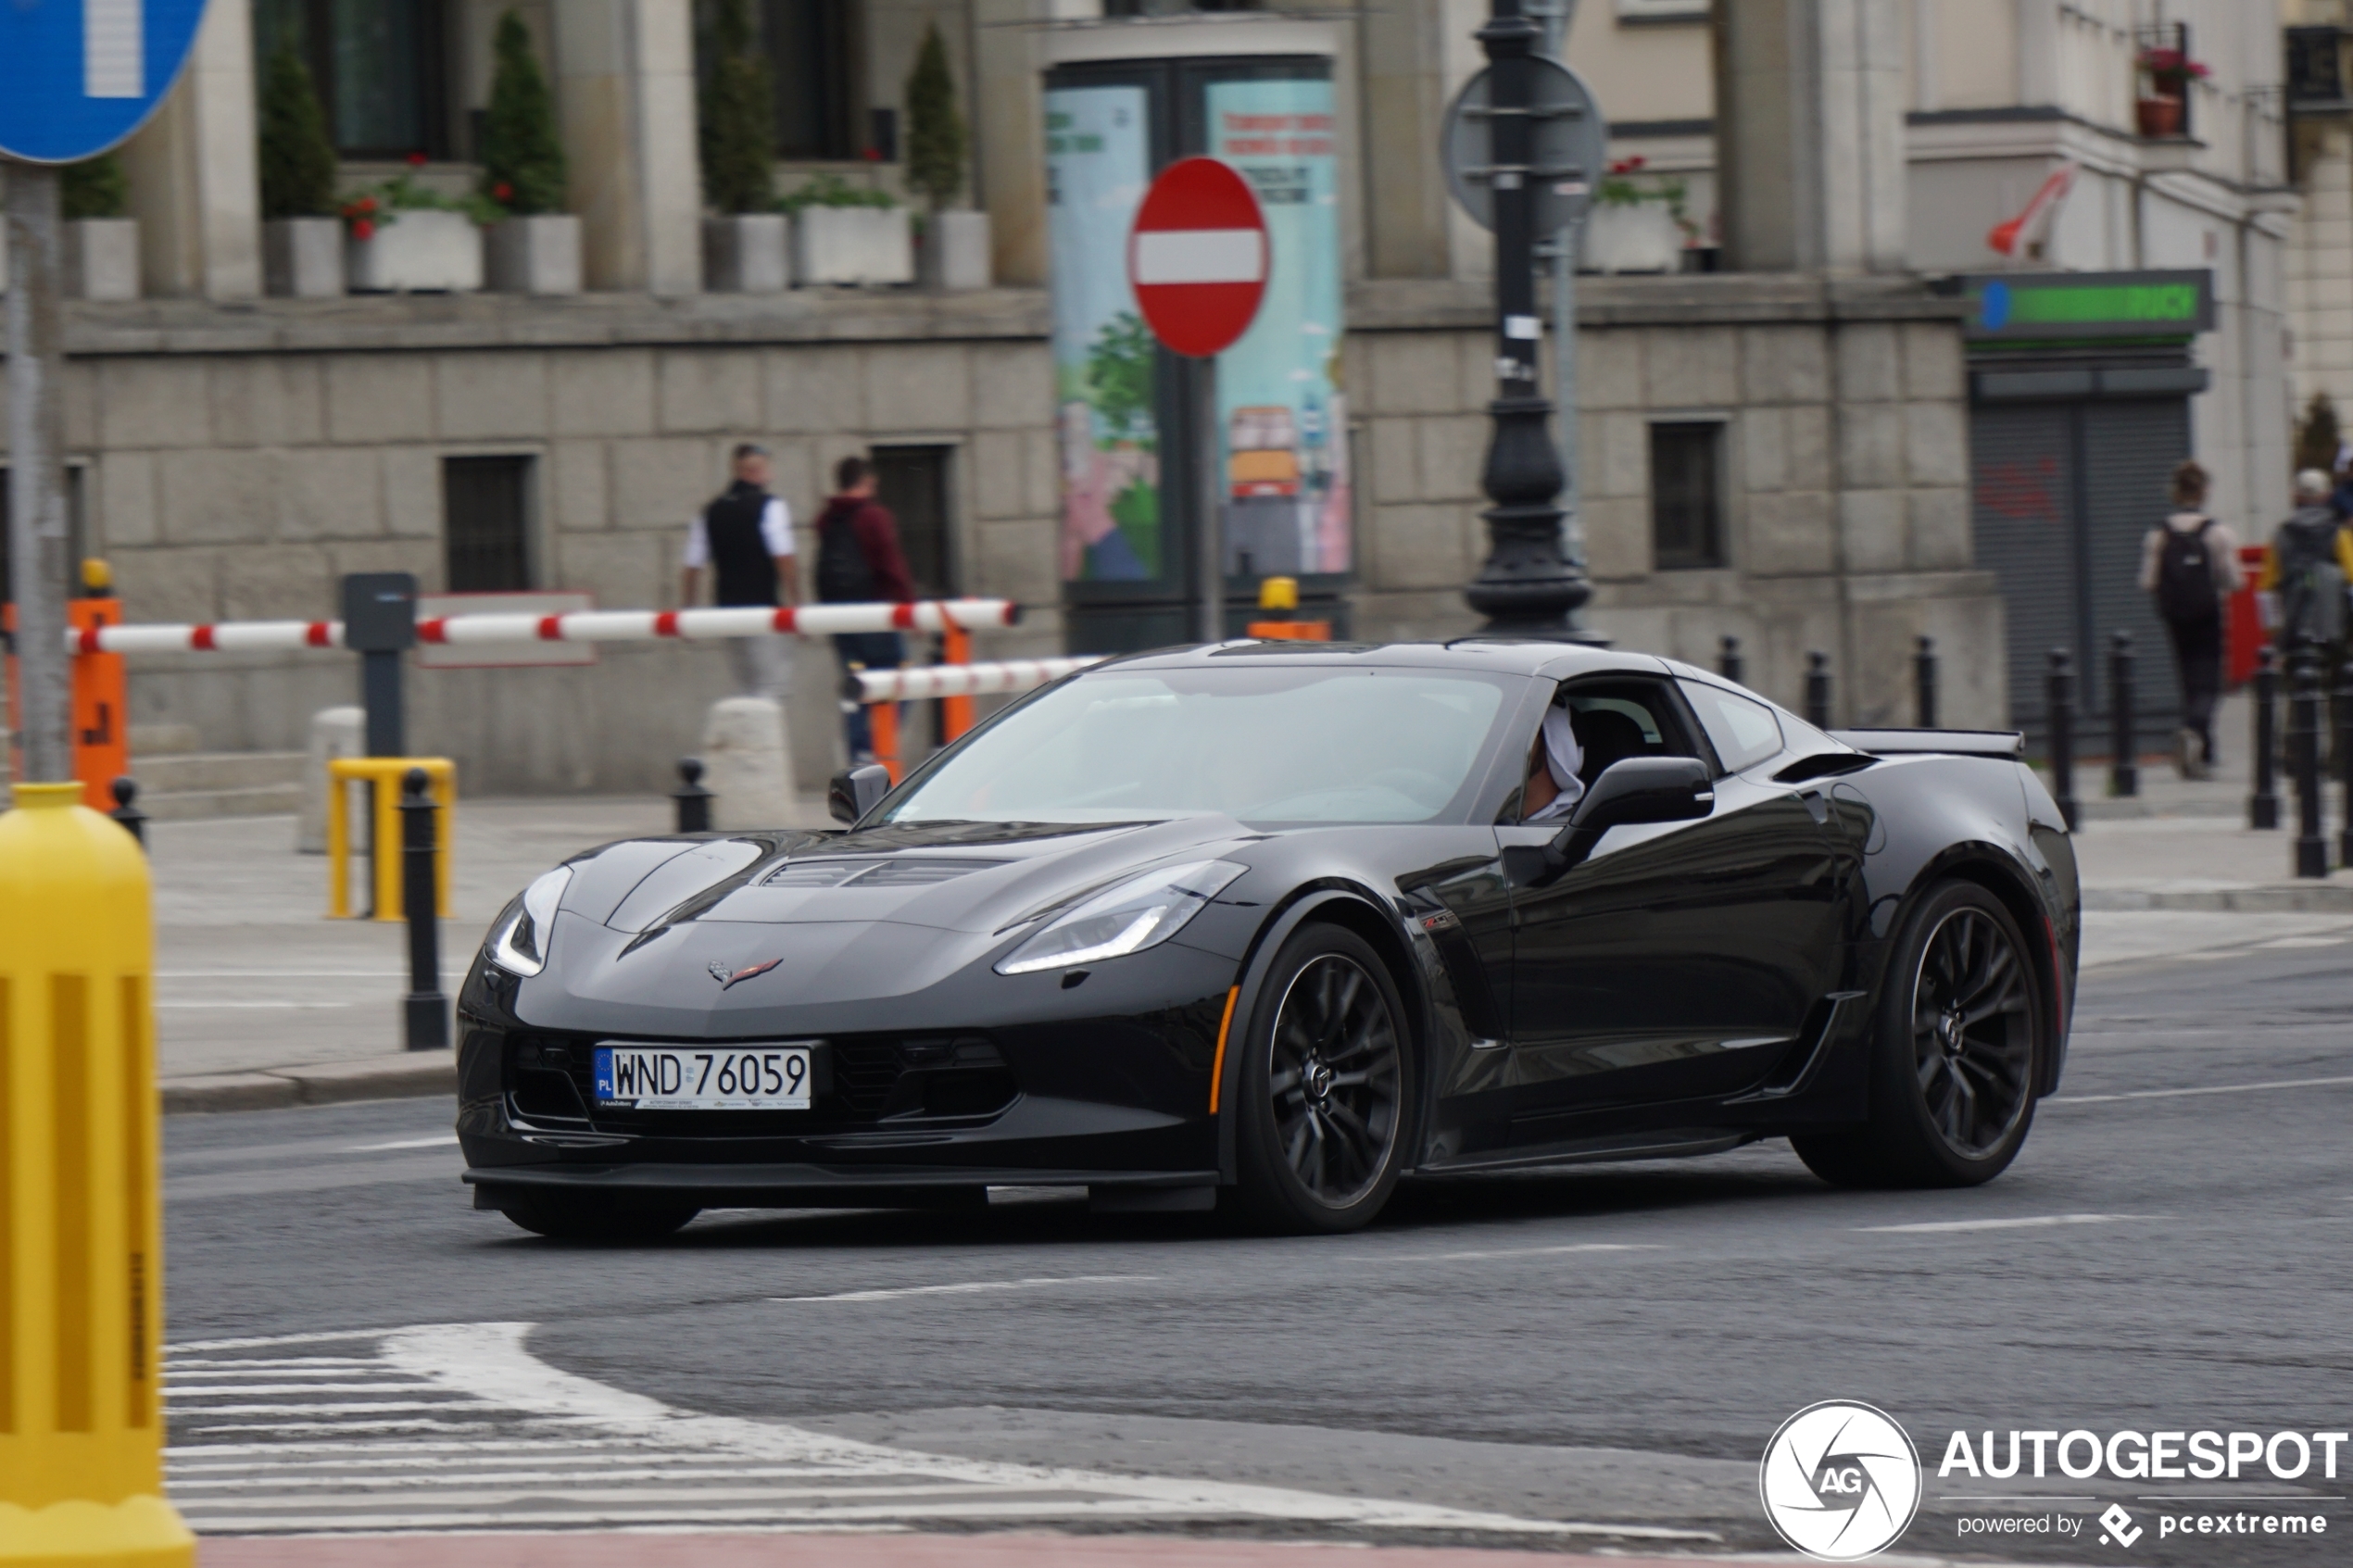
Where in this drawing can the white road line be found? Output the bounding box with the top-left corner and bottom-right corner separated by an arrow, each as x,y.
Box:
168,1329 -> 396,1353
2052,1074 -> 2353,1105
156,972 -> 406,979
165,1358 -> 377,1370
168,1383 -> 440,1396
154,1001 -> 354,1010
2256,936 -> 2348,948
1856,1212 -> 2166,1235
164,1401 -> 483,1416
771,1273 -> 1157,1304
342,1134 -> 460,1152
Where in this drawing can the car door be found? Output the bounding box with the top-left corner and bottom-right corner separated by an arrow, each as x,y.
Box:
1504,676 -> 1859,1130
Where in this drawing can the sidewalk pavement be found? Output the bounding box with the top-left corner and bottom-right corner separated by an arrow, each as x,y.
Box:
146,758 -> 2352,1113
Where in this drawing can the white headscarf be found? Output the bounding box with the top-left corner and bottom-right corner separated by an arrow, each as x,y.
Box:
1525,707 -> 1585,822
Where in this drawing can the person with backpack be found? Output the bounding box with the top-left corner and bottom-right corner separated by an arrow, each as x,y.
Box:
2138,460 -> 2243,780
814,455 -> 915,764
2262,469 -> 2353,748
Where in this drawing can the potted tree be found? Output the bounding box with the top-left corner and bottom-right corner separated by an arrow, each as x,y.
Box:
1581,157 -> 1689,274
343,155 -> 491,293
699,0 -> 787,293
62,154 -> 138,300
258,39 -> 343,296
907,23 -> 987,290
479,10 -> 580,295
2135,45 -> 2206,137
786,173 -> 911,286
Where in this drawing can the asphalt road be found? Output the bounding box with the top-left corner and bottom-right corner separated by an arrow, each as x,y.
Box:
161,935 -> 2353,1563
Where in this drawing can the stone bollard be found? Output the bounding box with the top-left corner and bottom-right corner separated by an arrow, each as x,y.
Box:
2289,641 -> 2328,879
2249,646 -> 2281,831
1805,651 -> 1831,730
700,696 -> 793,830
0,784 -> 196,1566
297,705 -> 366,854
2108,629 -> 2138,797
400,769 -> 450,1051
673,758 -> 714,834
2047,647 -> 2080,832
1914,635 -> 1938,729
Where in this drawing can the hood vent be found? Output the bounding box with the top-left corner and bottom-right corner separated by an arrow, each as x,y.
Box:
763,858 -> 1007,889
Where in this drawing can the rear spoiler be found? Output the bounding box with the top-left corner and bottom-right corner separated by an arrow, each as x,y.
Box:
1830,728 -> 2025,761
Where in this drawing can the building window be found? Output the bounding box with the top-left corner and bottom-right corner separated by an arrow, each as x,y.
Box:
254,0 -> 452,160
697,0 -> 862,161
872,445 -> 957,599
0,467 -> 90,608
1650,421 -> 1725,571
443,456 -> 535,593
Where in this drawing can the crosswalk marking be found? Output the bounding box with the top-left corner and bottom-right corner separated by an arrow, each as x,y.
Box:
165,1321 -> 1718,1542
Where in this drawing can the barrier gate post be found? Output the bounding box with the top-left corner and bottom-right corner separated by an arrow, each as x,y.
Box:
0,785 -> 195,1567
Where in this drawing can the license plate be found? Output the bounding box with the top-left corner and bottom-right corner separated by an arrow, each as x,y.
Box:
593,1044 -> 813,1110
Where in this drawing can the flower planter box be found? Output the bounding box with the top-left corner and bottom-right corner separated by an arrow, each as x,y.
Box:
1580,203 -> 1681,275
703,214 -> 789,294
64,219 -> 140,301
2135,95 -> 2183,137
486,214 -> 582,295
794,207 -> 913,287
346,209 -> 483,294
920,209 -> 991,292
264,218 -> 345,298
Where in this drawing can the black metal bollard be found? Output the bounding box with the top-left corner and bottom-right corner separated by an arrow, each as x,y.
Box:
1914,635 -> 1938,729
2047,647 -> 2080,832
2250,644 -> 2281,830
2108,629 -> 2138,798
399,768 -> 449,1050
108,776 -> 147,847
673,757 -> 712,834
2289,642 -> 2328,879
1718,634 -> 1743,685
2340,655 -> 2353,868
1805,650 -> 1831,730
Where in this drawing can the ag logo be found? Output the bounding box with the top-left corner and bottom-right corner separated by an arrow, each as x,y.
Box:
1759,1400 -> 1923,1561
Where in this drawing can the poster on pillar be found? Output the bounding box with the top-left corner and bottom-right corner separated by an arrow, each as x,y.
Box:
1206,78 -> 1350,581
1047,85 -> 1163,585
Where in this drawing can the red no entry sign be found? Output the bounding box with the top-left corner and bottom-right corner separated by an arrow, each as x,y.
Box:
1128,157 -> 1268,358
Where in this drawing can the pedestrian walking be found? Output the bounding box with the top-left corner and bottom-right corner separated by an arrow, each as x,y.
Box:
681,444 -> 799,702
2138,460 -> 2242,780
2264,469 -> 2353,759
814,455 -> 914,763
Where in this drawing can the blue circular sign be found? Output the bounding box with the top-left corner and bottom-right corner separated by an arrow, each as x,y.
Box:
0,0 -> 214,165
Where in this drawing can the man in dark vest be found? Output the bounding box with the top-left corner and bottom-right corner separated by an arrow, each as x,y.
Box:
681,443 -> 799,702
815,455 -> 914,763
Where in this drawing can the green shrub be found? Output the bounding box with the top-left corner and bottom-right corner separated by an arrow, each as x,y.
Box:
479,11 -> 566,216
61,154 -> 129,221
904,23 -> 966,212
2296,392 -> 2341,477
778,171 -> 898,214
699,0 -> 775,215
258,40 -> 338,220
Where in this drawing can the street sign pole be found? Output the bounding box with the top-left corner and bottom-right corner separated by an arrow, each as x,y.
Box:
6,161 -> 71,783
1196,360 -> 1223,644
1535,0 -> 1586,623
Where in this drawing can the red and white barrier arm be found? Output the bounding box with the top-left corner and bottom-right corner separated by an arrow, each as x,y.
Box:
856,655 -> 1108,704
68,598 -> 1019,655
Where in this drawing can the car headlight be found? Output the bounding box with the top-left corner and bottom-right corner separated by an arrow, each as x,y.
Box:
488,866 -> 573,977
995,860 -> 1246,976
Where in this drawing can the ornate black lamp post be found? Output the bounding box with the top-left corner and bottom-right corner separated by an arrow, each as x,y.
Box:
1464,0 -> 1594,639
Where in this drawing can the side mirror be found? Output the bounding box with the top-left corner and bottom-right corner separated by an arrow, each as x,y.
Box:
827,763 -> 893,824
1506,757 -> 1714,887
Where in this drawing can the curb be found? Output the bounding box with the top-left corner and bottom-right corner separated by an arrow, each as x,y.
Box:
163,1054 -> 456,1115
2083,884 -> 2353,913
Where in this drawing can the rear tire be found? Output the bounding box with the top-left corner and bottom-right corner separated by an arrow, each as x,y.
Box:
498,1195 -> 699,1242
1232,924 -> 1415,1235
1793,880 -> 2043,1189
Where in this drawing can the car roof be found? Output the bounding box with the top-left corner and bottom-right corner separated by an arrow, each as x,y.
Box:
1087,639 -> 1665,681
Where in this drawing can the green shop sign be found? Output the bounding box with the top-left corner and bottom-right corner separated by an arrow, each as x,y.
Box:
1957,269 -> 2213,342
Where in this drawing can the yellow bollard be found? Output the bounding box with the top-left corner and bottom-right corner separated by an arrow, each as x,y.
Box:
324,757 -> 455,921
0,784 -> 195,1567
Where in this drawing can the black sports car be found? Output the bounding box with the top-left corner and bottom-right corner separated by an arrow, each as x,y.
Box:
457,640 -> 2079,1238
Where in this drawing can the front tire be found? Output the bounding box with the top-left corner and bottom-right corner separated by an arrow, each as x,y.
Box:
498,1195 -> 699,1242
1793,880 -> 2042,1189
1232,924 -> 1415,1234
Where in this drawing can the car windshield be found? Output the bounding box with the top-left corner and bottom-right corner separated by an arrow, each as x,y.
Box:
881,665 -> 1516,826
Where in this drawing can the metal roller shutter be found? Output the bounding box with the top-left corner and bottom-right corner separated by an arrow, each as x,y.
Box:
1970,405 -> 2080,731
2082,399 -> 2193,738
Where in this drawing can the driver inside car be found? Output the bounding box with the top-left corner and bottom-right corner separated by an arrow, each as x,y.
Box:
1520,706 -> 1586,822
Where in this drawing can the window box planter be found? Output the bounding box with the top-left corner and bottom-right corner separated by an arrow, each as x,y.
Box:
794,207 -> 913,287
486,214 -> 582,295
1580,203 -> 1681,275
346,209 -> 484,294
64,218 -> 140,301
264,218 -> 345,298
703,214 -> 790,294
2135,95 -> 2183,138
920,209 -> 991,291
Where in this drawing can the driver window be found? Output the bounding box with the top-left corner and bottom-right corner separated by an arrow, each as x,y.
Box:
1509,679 -> 1705,822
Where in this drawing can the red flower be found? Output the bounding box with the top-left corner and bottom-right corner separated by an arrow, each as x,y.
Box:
352,218 -> 376,240
1626,155 -> 1647,170
407,151 -> 428,167
493,182 -> 513,202
359,195 -> 378,214
862,145 -> 882,161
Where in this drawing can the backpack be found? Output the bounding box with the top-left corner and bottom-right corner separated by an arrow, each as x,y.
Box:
2155,518 -> 2220,623
815,505 -> 877,604
2277,521 -> 2347,646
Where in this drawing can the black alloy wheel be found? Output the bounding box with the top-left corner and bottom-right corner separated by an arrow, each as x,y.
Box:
1793,880 -> 2042,1189
1233,924 -> 1412,1233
